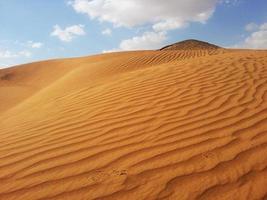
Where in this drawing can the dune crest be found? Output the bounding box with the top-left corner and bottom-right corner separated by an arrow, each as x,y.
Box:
160,39 -> 221,51
1,41 -> 267,200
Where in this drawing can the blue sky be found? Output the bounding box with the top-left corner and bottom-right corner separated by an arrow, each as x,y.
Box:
0,0 -> 267,68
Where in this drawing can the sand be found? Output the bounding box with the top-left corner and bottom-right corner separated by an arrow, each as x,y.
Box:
0,45 -> 267,199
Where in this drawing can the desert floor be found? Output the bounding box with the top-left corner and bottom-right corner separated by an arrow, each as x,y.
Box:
1,48 -> 267,199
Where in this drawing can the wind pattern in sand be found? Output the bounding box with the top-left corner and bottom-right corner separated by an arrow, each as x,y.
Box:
1,46 -> 267,199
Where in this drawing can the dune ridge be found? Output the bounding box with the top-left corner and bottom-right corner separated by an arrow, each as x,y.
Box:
0,43 -> 267,199
160,39 -> 221,51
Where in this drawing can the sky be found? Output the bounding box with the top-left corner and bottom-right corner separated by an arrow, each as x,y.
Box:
0,0 -> 267,68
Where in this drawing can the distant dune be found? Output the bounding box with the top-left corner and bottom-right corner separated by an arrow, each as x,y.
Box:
0,40 -> 267,200
160,39 -> 221,51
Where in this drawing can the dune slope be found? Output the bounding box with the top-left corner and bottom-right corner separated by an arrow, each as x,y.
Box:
0,46 -> 267,200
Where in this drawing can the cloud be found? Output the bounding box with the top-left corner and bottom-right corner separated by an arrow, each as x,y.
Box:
69,0 -> 218,31
0,49 -> 32,68
0,40 -> 35,68
27,41 -> 43,48
0,50 -> 17,58
152,19 -> 188,32
102,28 -> 112,36
245,23 -> 258,32
0,50 -> 32,59
221,0 -> 240,6
119,31 -> 167,50
70,0 -> 222,52
51,24 -> 86,42
243,31 -> 267,49
104,31 -> 167,53
260,23 -> 267,30
18,50 -> 32,57
235,22 -> 267,49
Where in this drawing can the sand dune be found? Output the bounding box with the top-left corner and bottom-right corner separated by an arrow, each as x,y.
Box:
1,40 -> 267,200
160,39 -> 221,51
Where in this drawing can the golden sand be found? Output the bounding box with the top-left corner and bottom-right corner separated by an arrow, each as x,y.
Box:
0,45 -> 267,199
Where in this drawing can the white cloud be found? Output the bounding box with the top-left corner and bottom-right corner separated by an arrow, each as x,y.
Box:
18,50 -> 32,57
70,0 -> 222,52
51,24 -> 86,42
221,0 -> 240,6
104,31 -> 167,53
27,41 -> 43,48
102,28 -> 112,36
243,30 -> 267,49
69,0 -> 236,53
69,0 -> 217,31
120,31 -> 167,50
245,23 -> 258,32
260,23 -> 267,30
0,50 -> 32,58
0,50 -> 17,58
235,22 -> 267,49
0,40 -> 36,68
0,49 -> 32,68
152,19 -> 188,32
